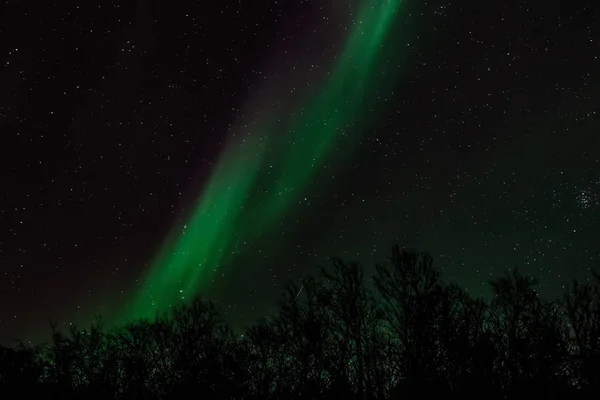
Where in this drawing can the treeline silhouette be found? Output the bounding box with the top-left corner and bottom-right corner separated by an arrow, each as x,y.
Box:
2,245 -> 600,399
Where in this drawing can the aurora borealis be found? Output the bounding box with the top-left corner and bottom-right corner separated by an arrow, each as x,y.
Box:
1,0 -> 598,343
124,0 -> 405,322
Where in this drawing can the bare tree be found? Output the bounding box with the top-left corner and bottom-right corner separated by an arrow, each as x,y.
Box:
563,270 -> 600,392
373,246 -> 445,395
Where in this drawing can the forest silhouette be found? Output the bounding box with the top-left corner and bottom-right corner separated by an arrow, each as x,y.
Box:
2,245 -> 600,399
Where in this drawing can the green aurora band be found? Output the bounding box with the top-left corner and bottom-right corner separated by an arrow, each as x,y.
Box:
123,0 -> 407,321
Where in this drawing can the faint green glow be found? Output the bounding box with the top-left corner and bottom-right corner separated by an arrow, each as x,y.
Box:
123,0 -> 406,321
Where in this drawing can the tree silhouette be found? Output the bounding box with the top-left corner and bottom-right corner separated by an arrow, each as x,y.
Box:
373,246 -> 446,395
0,341 -> 46,396
438,283 -> 497,397
275,276 -> 332,399
319,258 -> 389,400
2,245 -> 600,399
564,270 -> 600,396
487,268 -> 573,397
488,267 -> 541,393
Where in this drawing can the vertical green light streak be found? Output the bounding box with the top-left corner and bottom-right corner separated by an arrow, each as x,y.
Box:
261,0 -> 400,225
124,0 -> 405,321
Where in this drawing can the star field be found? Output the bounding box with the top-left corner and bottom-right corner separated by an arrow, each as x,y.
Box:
1,0 -> 599,343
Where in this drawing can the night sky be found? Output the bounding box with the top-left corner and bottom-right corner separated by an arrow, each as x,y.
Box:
1,0 -> 599,344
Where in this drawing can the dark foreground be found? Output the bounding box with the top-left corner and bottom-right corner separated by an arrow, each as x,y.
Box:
2,246 -> 600,400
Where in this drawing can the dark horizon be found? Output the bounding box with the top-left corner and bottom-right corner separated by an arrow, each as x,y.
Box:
2,246 -> 600,399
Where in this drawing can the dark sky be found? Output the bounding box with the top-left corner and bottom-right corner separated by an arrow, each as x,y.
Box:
1,0 -> 599,344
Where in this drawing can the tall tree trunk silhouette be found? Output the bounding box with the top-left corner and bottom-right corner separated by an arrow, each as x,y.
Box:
488,267 -> 540,395
564,270 -> 600,393
373,246 -> 444,395
319,258 -> 382,399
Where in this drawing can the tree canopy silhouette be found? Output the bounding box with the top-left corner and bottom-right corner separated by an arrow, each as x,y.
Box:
1,245 -> 598,400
